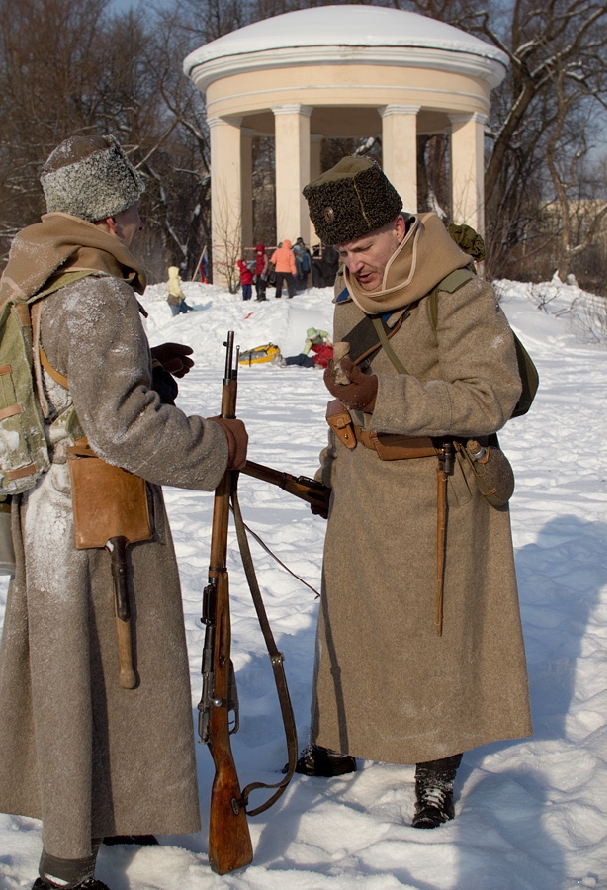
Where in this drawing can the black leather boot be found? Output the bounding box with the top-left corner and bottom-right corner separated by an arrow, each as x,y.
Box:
294,744 -> 357,777
412,753 -> 462,829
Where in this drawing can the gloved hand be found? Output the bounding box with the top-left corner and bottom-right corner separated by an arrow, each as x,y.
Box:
150,342 -> 195,378
323,358 -> 378,412
209,416 -> 248,471
151,365 -> 179,405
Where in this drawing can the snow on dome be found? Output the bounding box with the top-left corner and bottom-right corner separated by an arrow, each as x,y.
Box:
184,5 -> 507,76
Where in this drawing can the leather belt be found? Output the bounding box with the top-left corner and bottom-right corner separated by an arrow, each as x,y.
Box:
353,425 -> 439,460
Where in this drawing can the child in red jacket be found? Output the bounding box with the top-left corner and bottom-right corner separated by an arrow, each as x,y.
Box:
237,258 -> 253,301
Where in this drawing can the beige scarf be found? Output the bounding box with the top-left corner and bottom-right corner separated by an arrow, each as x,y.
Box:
344,212 -> 469,314
0,211 -> 147,310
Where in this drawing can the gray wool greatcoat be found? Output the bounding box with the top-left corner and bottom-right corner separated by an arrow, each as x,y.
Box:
312,273 -> 533,764
0,273 -> 228,861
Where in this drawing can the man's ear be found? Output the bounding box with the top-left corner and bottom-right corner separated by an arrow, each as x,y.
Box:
93,217 -> 117,236
395,214 -> 406,242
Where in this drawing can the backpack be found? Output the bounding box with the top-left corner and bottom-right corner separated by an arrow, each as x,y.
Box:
0,270 -> 91,496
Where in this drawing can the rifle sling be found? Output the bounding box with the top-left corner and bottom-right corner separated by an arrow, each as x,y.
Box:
230,485 -> 299,816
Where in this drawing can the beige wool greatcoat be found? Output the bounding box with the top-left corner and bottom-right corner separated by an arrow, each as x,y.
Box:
0,215 -> 229,861
312,219 -> 533,764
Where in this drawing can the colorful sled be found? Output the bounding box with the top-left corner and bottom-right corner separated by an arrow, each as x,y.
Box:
238,343 -> 281,366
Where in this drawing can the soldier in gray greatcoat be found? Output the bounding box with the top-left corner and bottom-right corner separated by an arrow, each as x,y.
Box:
0,135 -> 248,890
298,157 -> 532,829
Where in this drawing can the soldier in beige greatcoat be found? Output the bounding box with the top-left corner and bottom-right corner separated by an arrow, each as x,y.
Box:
0,136 -> 247,890
297,157 -> 533,829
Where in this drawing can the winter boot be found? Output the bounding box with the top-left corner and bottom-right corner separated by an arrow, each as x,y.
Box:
412,753 -> 462,829
34,879 -> 111,890
293,744 -> 357,777
103,835 -> 158,846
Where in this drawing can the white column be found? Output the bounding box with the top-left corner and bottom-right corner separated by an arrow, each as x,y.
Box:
309,134 -> 323,245
380,104 -> 420,213
272,104 -> 312,242
450,112 -> 488,233
240,128 -> 254,255
208,116 -> 242,288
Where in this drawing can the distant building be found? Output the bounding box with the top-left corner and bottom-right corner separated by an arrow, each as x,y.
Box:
184,5 -> 507,283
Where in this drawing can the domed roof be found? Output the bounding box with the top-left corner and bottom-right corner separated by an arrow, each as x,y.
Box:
184,5 -> 507,79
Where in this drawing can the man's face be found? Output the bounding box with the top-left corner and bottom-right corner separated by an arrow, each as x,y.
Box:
111,202 -> 143,247
336,215 -> 405,291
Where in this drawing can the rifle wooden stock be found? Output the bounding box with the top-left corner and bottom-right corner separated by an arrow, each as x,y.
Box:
241,460 -> 330,512
199,332 -> 253,874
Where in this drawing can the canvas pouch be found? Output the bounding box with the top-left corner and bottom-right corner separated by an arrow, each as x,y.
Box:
456,438 -> 514,507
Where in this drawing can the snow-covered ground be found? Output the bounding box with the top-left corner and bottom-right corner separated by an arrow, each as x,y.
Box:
0,278 -> 606,890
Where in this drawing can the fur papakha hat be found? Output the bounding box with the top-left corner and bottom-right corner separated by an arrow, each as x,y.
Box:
303,156 -> 402,245
41,134 -> 144,223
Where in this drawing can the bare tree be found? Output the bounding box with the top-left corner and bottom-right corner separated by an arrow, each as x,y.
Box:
544,65 -> 607,281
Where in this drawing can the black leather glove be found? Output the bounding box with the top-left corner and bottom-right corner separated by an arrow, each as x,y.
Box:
151,364 -> 179,405
323,358 -> 378,412
150,342 -> 195,378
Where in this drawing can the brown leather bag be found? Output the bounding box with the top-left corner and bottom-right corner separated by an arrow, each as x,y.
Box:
67,438 -> 152,689
67,439 -> 151,549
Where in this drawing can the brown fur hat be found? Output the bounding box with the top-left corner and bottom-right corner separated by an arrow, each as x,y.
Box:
303,157 -> 402,245
41,134 -> 144,223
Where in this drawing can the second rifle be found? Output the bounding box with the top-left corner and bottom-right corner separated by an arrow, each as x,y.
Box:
198,332 -> 253,875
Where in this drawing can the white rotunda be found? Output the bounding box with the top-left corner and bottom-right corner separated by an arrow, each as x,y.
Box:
184,5 -> 507,274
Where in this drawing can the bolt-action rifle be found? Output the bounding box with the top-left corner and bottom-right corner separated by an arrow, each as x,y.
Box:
240,460 -> 330,514
198,332 -> 253,875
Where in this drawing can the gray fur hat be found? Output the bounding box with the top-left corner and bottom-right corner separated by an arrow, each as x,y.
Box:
303,156 -> 402,245
41,134 -> 144,222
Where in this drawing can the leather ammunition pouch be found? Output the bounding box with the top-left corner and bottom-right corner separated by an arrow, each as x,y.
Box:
67,438 -> 152,549
325,399 -> 438,461
353,425 -> 438,460
325,399 -> 357,450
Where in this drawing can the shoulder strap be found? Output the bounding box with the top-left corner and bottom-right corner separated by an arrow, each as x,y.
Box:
30,270 -> 97,401
30,269 -> 98,305
428,268 -> 475,329
371,316 -> 408,375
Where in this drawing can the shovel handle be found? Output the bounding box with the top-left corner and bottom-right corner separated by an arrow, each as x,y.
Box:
107,536 -> 137,689
115,614 -> 137,689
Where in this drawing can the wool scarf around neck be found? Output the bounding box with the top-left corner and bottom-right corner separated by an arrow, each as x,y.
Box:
0,212 -> 147,311
344,212 -> 470,315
